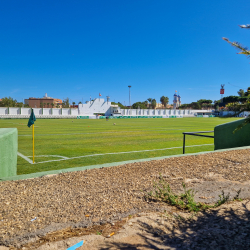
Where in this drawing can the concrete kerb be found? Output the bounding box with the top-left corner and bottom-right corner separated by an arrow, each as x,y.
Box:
1,145 -> 250,182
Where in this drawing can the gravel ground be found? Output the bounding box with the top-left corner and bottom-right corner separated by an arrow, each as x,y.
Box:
0,148 -> 250,249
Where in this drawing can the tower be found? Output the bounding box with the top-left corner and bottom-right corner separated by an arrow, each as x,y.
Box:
173,92 -> 178,109
177,94 -> 181,107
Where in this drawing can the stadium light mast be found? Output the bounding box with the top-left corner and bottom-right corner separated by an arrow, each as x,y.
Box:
128,85 -> 131,115
128,85 -> 131,107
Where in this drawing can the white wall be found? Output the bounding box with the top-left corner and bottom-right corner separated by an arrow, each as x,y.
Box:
52,108 -> 61,115
0,107 -> 8,115
21,108 -> 31,115
117,109 -> 194,116
33,108 -> 43,115
220,111 -> 250,117
71,109 -> 78,116
43,108 -> 52,115
9,108 -> 20,115
0,107 -> 77,116
0,104 -> 212,118
62,108 -> 71,115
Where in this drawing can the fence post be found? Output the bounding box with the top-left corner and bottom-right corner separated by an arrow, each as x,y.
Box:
183,133 -> 186,154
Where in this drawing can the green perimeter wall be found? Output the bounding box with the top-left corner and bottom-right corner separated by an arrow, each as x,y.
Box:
0,128 -> 17,178
214,119 -> 250,150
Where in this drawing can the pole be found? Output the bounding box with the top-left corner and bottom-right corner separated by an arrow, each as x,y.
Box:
129,88 -> 131,106
183,133 -> 185,154
32,124 -> 35,163
128,85 -> 131,115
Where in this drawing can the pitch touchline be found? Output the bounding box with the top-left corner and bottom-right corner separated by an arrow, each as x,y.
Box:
18,144 -> 213,164
18,129 -> 184,137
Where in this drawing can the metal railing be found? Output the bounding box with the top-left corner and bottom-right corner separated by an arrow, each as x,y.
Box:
183,131 -> 214,154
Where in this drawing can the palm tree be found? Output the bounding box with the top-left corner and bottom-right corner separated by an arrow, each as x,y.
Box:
143,100 -> 148,108
160,96 -> 169,108
223,23 -> 250,58
147,98 -> 152,108
47,103 -> 50,108
151,99 -> 157,109
223,37 -> 250,57
72,102 -> 75,108
51,103 -> 54,108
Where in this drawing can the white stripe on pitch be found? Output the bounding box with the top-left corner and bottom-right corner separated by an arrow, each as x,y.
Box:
26,144 -> 213,164
26,155 -> 70,160
17,152 -> 34,164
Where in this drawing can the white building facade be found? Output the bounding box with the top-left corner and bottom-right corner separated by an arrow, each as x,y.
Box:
0,98 -> 215,118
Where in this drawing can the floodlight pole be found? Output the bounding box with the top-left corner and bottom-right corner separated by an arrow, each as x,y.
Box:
128,85 -> 131,115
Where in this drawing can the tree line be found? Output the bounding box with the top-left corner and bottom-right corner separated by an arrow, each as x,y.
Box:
0,97 -> 71,108
0,97 -> 28,107
179,99 -> 213,110
130,96 -> 169,109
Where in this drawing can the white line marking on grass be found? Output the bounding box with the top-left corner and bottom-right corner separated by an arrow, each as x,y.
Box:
28,144 -> 213,164
26,155 -> 70,160
17,152 -> 34,164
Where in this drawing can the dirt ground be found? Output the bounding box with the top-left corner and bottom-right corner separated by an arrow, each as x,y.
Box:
1,149 -> 250,249
35,200 -> 250,250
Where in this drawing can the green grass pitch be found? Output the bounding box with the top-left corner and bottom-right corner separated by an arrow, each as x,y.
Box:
0,117 -> 241,175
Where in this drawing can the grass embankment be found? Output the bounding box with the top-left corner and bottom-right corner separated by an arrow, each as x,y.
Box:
0,117 -> 240,175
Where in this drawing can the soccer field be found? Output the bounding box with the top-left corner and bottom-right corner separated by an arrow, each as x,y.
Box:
0,117 -> 240,175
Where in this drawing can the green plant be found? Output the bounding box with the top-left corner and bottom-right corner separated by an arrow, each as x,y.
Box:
96,231 -> 102,235
180,183 -> 211,212
146,175 -> 242,212
213,188 -> 242,206
213,190 -> 230,207
146,174 -> 210,212
233,188 -> 242,201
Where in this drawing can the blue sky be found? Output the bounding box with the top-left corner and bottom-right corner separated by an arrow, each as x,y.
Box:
1,0 -> 250,105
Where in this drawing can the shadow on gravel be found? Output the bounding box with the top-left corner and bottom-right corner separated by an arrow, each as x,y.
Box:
100,201 -> 250,250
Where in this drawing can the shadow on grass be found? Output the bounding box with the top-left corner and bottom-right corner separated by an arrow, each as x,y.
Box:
99,201 -> 250,250
217,116 -> 242,119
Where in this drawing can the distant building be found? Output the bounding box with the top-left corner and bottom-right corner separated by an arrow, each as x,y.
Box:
173,92 -> 181,109
24,93 -> 62,108
155,103 -> 173,109
70,104 -> 78,108
155,103 -> 164,109
54,98 -> 63,108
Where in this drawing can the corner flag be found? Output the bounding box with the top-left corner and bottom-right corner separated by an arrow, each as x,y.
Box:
28,109 -> 36,128
27,109 -> 36,163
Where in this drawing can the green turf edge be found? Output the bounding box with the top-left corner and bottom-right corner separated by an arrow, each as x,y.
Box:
1,145 -> 250,182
